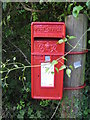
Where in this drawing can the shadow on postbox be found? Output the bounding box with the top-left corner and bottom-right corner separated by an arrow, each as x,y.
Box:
31,22 -> 65,100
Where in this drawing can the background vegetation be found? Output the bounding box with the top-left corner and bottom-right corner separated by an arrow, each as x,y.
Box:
2,2 -> 90,119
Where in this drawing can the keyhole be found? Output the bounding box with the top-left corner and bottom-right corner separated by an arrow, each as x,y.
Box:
38,75 -> 39,78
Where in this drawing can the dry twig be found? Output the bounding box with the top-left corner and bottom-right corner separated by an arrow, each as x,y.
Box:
21,3 -> 48,13
9,40 -> 30,65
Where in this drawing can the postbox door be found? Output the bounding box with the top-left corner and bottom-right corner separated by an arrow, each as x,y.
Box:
32,56 -> 64,99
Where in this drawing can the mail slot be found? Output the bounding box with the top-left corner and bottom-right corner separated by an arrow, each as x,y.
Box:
31,22 -> 66,100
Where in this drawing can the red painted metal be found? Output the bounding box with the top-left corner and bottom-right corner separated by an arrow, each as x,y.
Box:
31,52 -> 64,56
31,22 -> 66,100
65,50 -> 88,55
64,83 -> 86,90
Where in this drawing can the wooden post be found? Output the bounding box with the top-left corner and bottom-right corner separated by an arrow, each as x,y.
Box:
61,14 -> 87,118
0,2 -> 2,119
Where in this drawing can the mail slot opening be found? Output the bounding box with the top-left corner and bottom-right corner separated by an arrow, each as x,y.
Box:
34,38 -> 61,40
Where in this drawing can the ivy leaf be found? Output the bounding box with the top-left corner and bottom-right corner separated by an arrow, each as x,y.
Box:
51,71 -> 54,74
59,65 -> 66,70
19,10 -> 25,14
25,0 -> 28,3
55,67 -> 59,72
60,13 -> 65,17
68,3 -> 73,12
69,65 -> 73,70
88,27 -> 90,31
62,56 -> 67,61
63,38 -> 67,42
67,35 -> 76,40
7,15 -> 10,22
88,40 -> 90,44
66,68 -> 71,78
69,36 -> 76,40
58,38 -> 67,44
19,76 -> 21,80
86,0 -> 90,9
72,5 -> 83,18
51,60 -> 58,66
58,39 -> 64,44
26,88 -> 29,92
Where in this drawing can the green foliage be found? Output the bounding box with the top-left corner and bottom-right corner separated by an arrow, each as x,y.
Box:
17,110 -> 25,119
69,65 -> 73,70
86,0 -> 90,9
51,60 -> 58,66
88,40 -> 90,44
55,67 -> 59,72
2,2 -> 89,119
62,56 -> 67,61
25,0 -> 28,3
88,27 -> 90,31
7,15 -> 10,22
58,35 -> 76,46
59,65 -> 66,71
66,68 -> 71,78
58,38 -> 67,44
72,5 -> 83,18
40,100 -> 50,107
67,3 -> 73,14
67,35 -> 76,40
58,39 -> 64,44
32,12 -> 38,22
17,101 -> 25,110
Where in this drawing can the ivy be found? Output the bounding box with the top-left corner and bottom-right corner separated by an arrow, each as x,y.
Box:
88,40 -> 90,44
59,65 -> 66,71
2,2 -> 89,119
66,68 -> 71,78
72,5 -> 83,18
51,60 -> 58,66
67,35 -> 76,40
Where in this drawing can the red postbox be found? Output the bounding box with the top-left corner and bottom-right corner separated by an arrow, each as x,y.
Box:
31,22 -> 65,100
